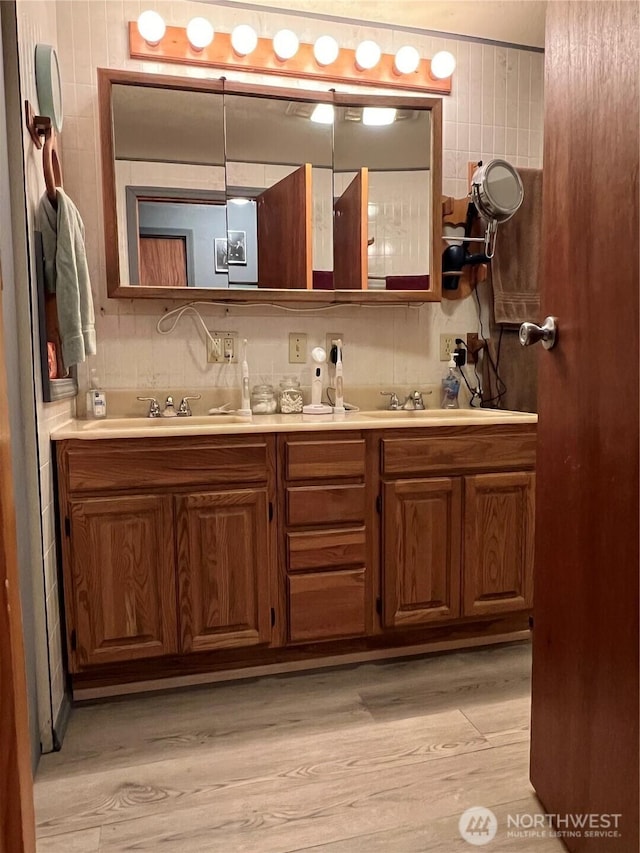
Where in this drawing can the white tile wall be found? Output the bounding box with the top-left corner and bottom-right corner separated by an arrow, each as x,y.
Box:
51,0 -> 542,396
16,0 -> 75,743
14,0 -> 543,723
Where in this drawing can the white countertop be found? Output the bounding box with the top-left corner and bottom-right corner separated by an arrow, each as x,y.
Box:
51,409 -> 537,440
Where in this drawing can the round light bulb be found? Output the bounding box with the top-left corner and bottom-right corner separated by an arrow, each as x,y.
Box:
313,35 -> 339,66
430,50 -> 456,79
273,29 -> 299,61
231,24 -> 258,56
355,40 -> 381,71
186,17 -> 214,51
394,45 -> 420,75
137,10 -> 166,46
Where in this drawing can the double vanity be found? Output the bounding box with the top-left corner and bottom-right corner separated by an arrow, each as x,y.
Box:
52,407 -> 536,696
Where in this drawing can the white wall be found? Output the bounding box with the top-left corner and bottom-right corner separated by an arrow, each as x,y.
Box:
10,0 -> 73,751
53,0 -> 542,395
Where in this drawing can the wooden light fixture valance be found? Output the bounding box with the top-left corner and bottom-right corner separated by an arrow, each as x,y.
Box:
128,23 -> 453,96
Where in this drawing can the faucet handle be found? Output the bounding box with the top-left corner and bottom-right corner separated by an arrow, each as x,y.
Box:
137,396 -> 162,418
380,391 -> 400,410
177,395 -> 201,417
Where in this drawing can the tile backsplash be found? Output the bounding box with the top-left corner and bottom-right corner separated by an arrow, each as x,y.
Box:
51,0 -> 542,395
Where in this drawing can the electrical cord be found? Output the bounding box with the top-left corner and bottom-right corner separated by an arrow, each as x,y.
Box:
472,288 -> 508,407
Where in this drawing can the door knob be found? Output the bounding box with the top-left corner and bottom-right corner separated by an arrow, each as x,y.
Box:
519,316 -> 558,350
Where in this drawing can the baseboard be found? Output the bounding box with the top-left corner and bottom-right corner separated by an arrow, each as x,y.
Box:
51,691 -> 72,750
73,630 -> 531,702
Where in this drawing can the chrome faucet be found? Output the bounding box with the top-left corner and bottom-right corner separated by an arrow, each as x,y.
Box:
404,391 -> 427,411
162,396 -> 177,417
137,396 -> 162,418
380,391 -> 401,410
177,395 -> 201,417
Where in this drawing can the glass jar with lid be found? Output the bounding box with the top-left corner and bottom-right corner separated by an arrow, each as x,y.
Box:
250,383 -> 277,414
279,377 -> 304,414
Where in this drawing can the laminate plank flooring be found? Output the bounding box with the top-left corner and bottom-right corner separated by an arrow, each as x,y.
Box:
35,640 -> 565,852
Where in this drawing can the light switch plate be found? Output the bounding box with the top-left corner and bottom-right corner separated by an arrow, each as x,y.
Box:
289,333 -> 307,363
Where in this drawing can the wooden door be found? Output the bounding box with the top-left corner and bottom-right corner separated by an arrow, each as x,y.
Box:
68,495 -> 177,668
530,3 -> 639,850
382,477 -> 461,627
463,472 -> 534,616
257,163 -> 312,289
139,235 -> 188,286
333,168 -> 368,290
176,489 -> 272,651
0,279 -> 36,850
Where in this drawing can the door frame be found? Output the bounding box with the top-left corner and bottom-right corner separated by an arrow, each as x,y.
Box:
0,269 -> 36,851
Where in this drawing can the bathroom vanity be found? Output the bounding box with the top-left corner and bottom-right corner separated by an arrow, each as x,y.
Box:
52,411 -> 536,695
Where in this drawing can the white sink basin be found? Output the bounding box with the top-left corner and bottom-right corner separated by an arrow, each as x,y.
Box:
82,414 -> 251,430
361,409 -> 501,419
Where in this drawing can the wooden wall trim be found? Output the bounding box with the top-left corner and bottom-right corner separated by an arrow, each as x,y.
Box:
0,293 -> 36,851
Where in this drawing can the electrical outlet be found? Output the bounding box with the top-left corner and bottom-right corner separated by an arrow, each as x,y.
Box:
207,332 -> 238,363
325,333 -> 344,362
289,333 -> 307,363
440,333 -> 466,361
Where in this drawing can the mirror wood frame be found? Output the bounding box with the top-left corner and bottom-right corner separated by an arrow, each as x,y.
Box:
98,68 -> 443,304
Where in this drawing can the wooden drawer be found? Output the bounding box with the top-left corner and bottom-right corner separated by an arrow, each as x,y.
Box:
287,527 -> 366,572
286,484 -> 366,527
288,569 -> 366,642
285,438 -> 365,481
382,430 -> 536,476
62,438 -> 270,493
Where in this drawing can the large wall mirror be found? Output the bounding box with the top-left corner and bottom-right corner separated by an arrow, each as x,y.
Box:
99,69 -> 442,303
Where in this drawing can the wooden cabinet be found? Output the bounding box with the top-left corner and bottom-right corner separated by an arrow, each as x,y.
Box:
176,489 -> 272,651
382,478 -> 462,627
281,434 -> 372,643
55,422 -> 536,688
380,427 -> 536,632
57,436 -> 275,672
463,472 -> 535,616
68,494 -> 177,666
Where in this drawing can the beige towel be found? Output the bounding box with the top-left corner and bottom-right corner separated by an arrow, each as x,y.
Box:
490,168 -> 542,325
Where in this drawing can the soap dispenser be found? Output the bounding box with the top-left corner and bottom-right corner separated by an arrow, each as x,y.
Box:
441,352 -> 461,409
85,369 -> 107,419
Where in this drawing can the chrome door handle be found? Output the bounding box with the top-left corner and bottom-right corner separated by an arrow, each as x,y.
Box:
519,316 -> 558,350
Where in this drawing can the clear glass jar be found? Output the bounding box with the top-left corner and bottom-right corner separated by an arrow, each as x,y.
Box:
250,383 -> 277,414
279,377 -> 304,414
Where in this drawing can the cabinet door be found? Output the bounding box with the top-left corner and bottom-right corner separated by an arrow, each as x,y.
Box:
69,495 -> 177,668
463,472 -> 535,616
176,489 -> 272,652
383,478 -> 462,628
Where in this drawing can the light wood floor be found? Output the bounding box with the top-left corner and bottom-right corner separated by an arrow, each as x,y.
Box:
35,641 -> 564,852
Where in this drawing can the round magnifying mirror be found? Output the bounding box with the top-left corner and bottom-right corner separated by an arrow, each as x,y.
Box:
35,44 -> 63,132
472,159 -> 523,223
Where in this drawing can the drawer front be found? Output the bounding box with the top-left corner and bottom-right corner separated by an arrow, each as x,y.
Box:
382,431 -> 536,476
64,440 -> 270,493
285,439 -> 366,481
286,484 -> 366,527
288,569 -> 366,642
287,527 -> 366,572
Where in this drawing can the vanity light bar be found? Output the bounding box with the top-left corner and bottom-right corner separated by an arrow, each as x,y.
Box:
130,19 -> 453,95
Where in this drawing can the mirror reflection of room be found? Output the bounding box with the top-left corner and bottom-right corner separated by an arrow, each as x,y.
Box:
224,93 -> 333,290
111,83 -> 228,288
333,105 -> 431,290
